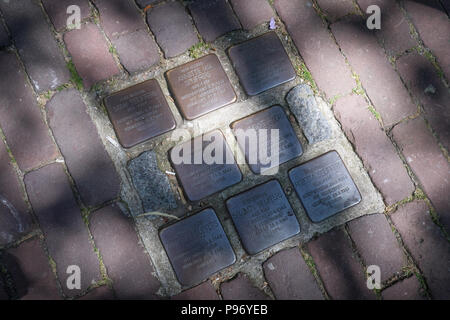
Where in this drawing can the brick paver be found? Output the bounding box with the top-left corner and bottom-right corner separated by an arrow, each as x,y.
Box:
188,0 -> 241,42
347,214 -> 406,283
24,163 -> 101,297
112,29 -> 160,73
3,238 -> 61,300
172,281 -> 219,300
0,140 -> 31,246
0,52 -> 58,172
396,53 -> 450,151
263,248 -> 323,300
331,16 -> 417,126
316,0 -> 355,22
64,23 -> 120,89
147,2 -> 198,58
42,0 -> 91,31
334,95 -> 414,205
220,273 -> 269,300
229,0 -> 273,30
307,229 -> 375,300
0,0 -> 71,92
357,0 -> 416,56
47,89 -> 120,207
391,201 -> 450,299
274,0 -> 355,99
79,285 -> 115,300
95,0 -> 146,39
404,0 -> 450,80
392,117 -> 450,232
382,276 -> 425,300
90,204 -> 161,299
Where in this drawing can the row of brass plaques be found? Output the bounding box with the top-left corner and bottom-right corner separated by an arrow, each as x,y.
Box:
160,151 -> 361,286
104,32 -> 295,148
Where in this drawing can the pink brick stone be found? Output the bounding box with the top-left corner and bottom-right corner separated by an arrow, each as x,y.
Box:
64,23 -> 120,89
382,277 -> 425,300
79,286 -> 115,300
230,0 -> 274,30
24,163 -> 101,298
172,281 -> 219,300
0,52 -> 58,172
0,140 -> 32,246
396,53 -> 450,151
90,204 -> 161,299
347,214 -> 406,283
4,238 -> 62,300
46,89 -> 120,207
274,0 -> 355,99
316,0 -> 355,22
391,201 -> 450,299
334,95 -> 414,205
331,16 -> 417,126
221,273 -> 269,300
404,0 -> 450,80
263,247 -> 323,300
392,117 -> 450,231
357,0 -> 416,56
307,228 -> 376,299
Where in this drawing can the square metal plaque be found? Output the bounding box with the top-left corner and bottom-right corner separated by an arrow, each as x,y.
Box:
231,105 -> 303,174
166,54 -> 236,120
289,151 -> 362,223
160,208 -> 236,286
228,32 -> 296,96
104,79 -> 176,148
226,180 -> 300,255
169,130 -> 242,201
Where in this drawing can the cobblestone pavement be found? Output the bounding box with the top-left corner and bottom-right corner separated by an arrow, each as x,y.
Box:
0,0 -> 449,300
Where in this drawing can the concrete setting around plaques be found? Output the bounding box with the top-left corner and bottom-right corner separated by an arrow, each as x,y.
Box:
0,0 -> 448,301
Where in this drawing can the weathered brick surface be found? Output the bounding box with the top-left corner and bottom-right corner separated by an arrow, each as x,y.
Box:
3,238 -> 61,300
172,281 -> 219,300
189,0 -> 241,42
0,141 -> 32,246
307,228 -> 375,300
347,214 -> 406,283
0,23 -> 9,47
147,2 -> 198,58
95,0 -> 146,39
274,0 -> 355,99
331,16 -> 417,126
0,52 -> 58,172
47,89 -> 120,207
392,117 -> 450,231
90,204 -> 160,299
263,248 -> 323,300
334,95 -> 414,205
382,276 -> 425,300
79,285 -> 115,300
220,273 -> 269,300
24,163 -> 101,297
112,30 -> 160,73
230,0 -> 273,30
0,0 -> 71,92
357,0 -> 416,56
391,201 -> 450,299
316,0 -> 355,22
396,53 -> 450,151
42,0 -> 91,31
404,0 -> 450,80
64,23 -> 120,89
